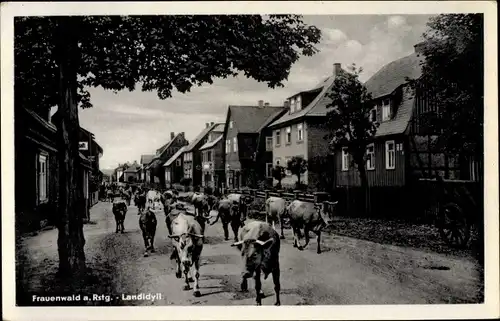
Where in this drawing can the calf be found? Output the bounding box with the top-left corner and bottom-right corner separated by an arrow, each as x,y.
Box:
112,201 -> 127,233
287,200 -> 337,254
231,221 -> 281,306
139,208 -> 157,256
168,213 -> 204,297
265,197 -> 288,239
210,199 -> 241,241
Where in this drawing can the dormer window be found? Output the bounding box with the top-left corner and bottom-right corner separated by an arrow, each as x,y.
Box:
290,98 -> 296,113
370,107 -> 377,122
381,98 -> 391,121
296,95 -> 302,111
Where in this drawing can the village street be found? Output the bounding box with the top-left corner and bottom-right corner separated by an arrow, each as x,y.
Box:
17,198 -> 483,306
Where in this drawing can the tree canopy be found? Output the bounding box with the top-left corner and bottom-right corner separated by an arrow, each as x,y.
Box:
286,156 -> 307,188
15,15 -> 322,111
411,14 -> 483,156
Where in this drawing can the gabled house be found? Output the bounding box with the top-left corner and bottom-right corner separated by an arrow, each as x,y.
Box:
223,102 -> 285,189
146,132 -> 188,188
267,63 -> 343,189
139,154 -> 154,183
183,122 -> 220,188
199,123 -> 225,189
333,43 -> 476,188
124,161 -> 140,183
163,146 -> 187,188
79,127 -> 104,206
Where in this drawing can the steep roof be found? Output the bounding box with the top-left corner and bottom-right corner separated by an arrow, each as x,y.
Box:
184,123 -> 218,152
269,74 -> 337,127
365,52 -> 423,137
140,154 -> 155,165
365,52 -> 423,99
229,105 -> 284,133
199,135 -> 223,151
163,146 -> 187,167
257,108 -> 288,132
211,123 -> 225,133
124,163 -> 140,173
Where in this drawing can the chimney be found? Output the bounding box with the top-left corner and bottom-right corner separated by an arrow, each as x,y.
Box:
333,63 -> 341,76
180,132 -> 185,137
284,100 -> 290,109
258,100 -> 264,108
264,102 -> 270,107
210,122 -> 214,126
205,122 -> 210,128
170,132 -> 175,140
414,41 -> 425,54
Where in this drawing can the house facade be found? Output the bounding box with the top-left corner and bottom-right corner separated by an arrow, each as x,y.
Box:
267,63 -> 343,189
183,122 -> 219,188
79,127 -> 104,206
163,146 -> 186,188
123,161 -> 140,183
15,106 -> 97,231
139,154 -> 154,183
199,123 -> 225,189
333,43 -> 475,188
223,102 -> 284,189
147,132 -> 188,188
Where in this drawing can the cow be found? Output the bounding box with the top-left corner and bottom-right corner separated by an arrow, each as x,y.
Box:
210,198 -> 242,241
139,207 -> 157,256
106,189 -> 115,202
112,200 -> 127,233
287,200 -> 337,254
135,192 -> 147,214
122,190 -> 132,206
168,213 -> 204,297
265,197 -> 289,240
146,189 -> 161,210
226,193 -> 250,225
231,221 -> 281,306
192,193 -> 211,218
164,199 -> 182,235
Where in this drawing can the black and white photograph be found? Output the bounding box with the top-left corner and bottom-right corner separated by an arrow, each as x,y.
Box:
1,1 -> 498,320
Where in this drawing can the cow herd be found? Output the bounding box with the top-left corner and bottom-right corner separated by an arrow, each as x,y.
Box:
107,188 -> 337,305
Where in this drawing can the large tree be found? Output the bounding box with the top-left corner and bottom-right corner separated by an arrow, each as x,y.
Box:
410,14 -> 483,162
15,15 -> 321,277
325,65 -> 377,214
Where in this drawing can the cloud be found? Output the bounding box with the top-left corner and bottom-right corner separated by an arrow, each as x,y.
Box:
387,15 -> 407,29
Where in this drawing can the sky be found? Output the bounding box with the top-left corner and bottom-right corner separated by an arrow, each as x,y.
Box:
79,14 -> 434,170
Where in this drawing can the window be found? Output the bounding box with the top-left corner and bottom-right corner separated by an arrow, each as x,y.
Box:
226,139 -> 231,154
296,95 -> 302,111
382,99 -> 391,121
233,137 -> 238,152
370,107 -> 377,122
366,144 -> 375,170
229,121 -> 234,129
165,170 -> 171,182
290,98 -> 296,113
275,130 -> 281,146
37,154 -> 48,202
285,126 -> 292,144
297,123 -> 304,142
176,159 -> 181,166
285,157 -> 292,175
207,151 -> 212,162
266,136 -> 273,151
266,163 -> 273,178
386,140 -> 395,169
341,147 -> 349,171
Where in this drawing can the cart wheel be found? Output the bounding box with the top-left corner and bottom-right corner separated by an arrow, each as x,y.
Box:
437,202 -> 471,248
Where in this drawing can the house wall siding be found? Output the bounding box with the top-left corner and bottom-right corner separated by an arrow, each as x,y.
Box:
272,120 -> 309,187
225,111 -> 242,171
334,137 -> 406,187
306,120 -> 331,189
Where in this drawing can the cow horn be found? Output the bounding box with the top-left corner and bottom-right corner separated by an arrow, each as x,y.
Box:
231,240 -> 244,247
254,239 -> 273,247
168,234 -> 180,240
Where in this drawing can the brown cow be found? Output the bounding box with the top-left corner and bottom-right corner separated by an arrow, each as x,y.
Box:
139,207 -> 157,256
231,221 -> 281,306
112,200 -> 127,233
210,198 -> 241,241
287,200 -> 337,254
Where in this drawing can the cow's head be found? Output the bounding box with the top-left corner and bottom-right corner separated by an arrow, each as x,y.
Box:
169,233 -> 203,270
231,238 -> 274,278
314,201 -> 337,227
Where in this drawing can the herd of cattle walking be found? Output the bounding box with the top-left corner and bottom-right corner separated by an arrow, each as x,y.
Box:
106,186 -> 337,306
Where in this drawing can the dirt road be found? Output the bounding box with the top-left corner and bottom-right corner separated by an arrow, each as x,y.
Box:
17,200 -> 483,306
